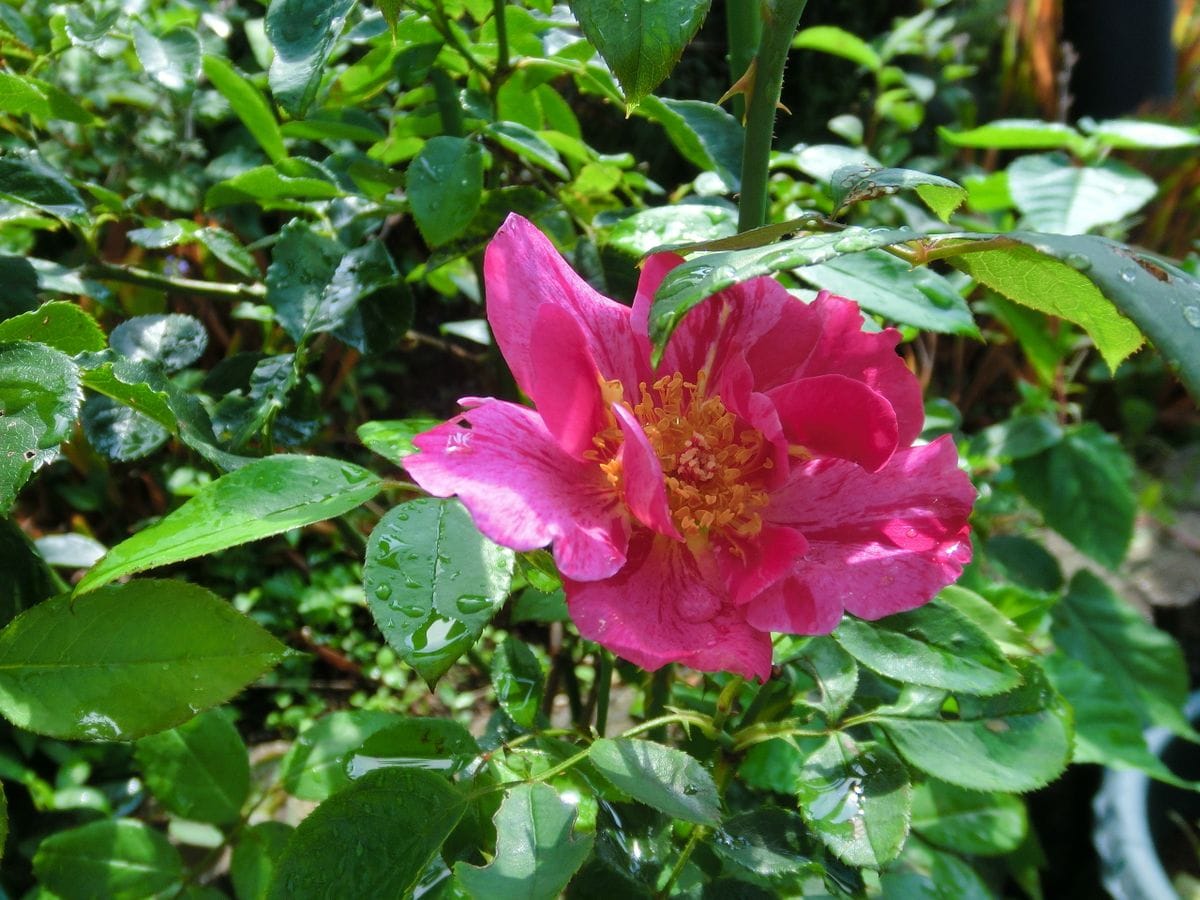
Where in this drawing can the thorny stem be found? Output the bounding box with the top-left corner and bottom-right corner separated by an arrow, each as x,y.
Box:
725,1 -> 762,122
82,261 -> 266,302
737,0 -> 810,232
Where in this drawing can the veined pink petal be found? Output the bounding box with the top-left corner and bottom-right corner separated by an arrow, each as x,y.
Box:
715,523 -> 809,605
743,578 -> 845,635
485,214 -> 649,400
769,374 -> 899,472
761,436 -> 975,622
528,303 -> 609,459
611,404 -> 681,540
792,293 -> 925,447
567,532 -> 774,681
404,399 -> 628,581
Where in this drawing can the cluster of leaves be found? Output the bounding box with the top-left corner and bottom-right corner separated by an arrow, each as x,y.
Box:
0,0 -> 1198,897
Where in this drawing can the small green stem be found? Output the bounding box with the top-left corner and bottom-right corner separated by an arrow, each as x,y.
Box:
645,665 -> 672,741
493,0 -> 510,77
737,0 -> 810,232
83,261 -> 265,302
657,825 -> 705,898
594,650 -> 613,737
430,68 -> 465,138
712,675 -> 744,731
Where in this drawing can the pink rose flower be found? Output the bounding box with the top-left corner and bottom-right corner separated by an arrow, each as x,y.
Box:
404,215 -> 975,680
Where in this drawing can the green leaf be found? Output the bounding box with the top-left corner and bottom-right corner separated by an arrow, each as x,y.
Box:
266,0 -> 357,118
951,237 -> 1145,372
1012,422 -> 1134,568
1007,153 -> 1156,234
34,819 -> 183,900
135,709 -> 250,825
834,599 -> 1021,696
76,455 -> 381,594
485,121 -> 568,179
795,735 -> 910,868
939,119 -> 1089,154
35,532 -> 106,569
280,710 -> 397,801
568,0 -> 712,109
606,203 -> 737,258
830,165 -> 966,221
792,24 -> 881,71
1043,652 -> 1195,788
713,808 -> 817,877
649,226 -> 916,357
0,71 -> 50,117
0,341 -> 82,514
588,738 -> 721,825
797,249 -> 979,336
205,164 -> 343,209
0,154 -> 87,222
1051,569 -> 1194,739
232,822 -> 293,900
363,500 -> 515,686
0,579 -> 284,740
981,535 -> 1064,592
491,635 -> 544,728
134,25 -> 201,95
0,518 -> 57,628
266,222 -> 404,344
0,256 -> 39,319
110,314 -> 208,372
967,415 -> 1063,463
1079,117 -> 1200,150
881,836 -> 995,899
877,659 -> 1073,792
348,717 -> 479,779
0,301 -> 106,354
408,136 -> 484,247
82,396 -> 169,462
456,783 -> 594,900
784,635 -> 859,720
910,780 -> 1027,856
638,97 -> 743,190
267,768 -> 466,899
937,585 -> 1033,657
357,418 -> 441,465
202,56 -> 288,164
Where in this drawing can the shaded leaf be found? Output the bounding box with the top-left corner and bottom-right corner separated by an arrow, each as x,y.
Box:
491,635 -> 544,728
0,517 -> 57,628
0,154 -> 87,221
588,738 -> 721,825
110,314 -> 208,372
81,395 -> 169,462
639,97 -> 743,190
232,823 -> 293,900
266,0 -> 357,118
910,780 -> 1027,856
281,710 -> 397,801
34,819 -> 183,900
1007,153 -> 1156,234
408,136 -> 484,247
714,807 -> 818,876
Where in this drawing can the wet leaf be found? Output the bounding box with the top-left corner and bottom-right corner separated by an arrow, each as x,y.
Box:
76,455 -> 381,594
357,418 -> 442,464
408,136 -> 484,247
0,579 -> 284,740
266,0 -> 357,118
363,499 -> 514,686
81,395 -> 169,461
134,25 -> 201,95
830,165 -> 966,221
266,768 -> 465,899
714,807 -> 818,876
568,0 -> 712,109
109,314 -> 208,372
795,734 -> 910,868
348,717 -> 479,780
280,710 -> 397,801
491,635 -> 544,728
0,341 -> 82,513
606,203 -> 736,258
588,738 -> 721,826
34,819 -> 183,899
456,783 -> 594,900
135,709 -> 250,825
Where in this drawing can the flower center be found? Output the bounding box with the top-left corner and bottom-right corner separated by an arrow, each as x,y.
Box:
596,372 -> 771,539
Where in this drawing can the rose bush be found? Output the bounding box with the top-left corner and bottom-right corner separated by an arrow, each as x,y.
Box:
406,215 -> 975,679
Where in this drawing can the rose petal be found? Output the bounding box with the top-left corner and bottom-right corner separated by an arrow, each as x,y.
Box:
611,404 -> 681,540
567,532 -> 774,680
715,523 -> 809,605
528,303 -> 609,458
404,399 -> 628,581
485,214 -> 650,401
763,436 -> 975,621
743,578 -> 845,635
769,373 -> 899,472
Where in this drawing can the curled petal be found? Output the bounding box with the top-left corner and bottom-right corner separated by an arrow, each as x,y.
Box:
404,399 -> 628,581
769,374 -> 899,472
715,523 -> 809,605
567,532 -> 774,681
529,303 -> 609,458
485,214 -> 649,400
762,436 -> 975,622
743,579 -> 844,635
611,404 -> 681,540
